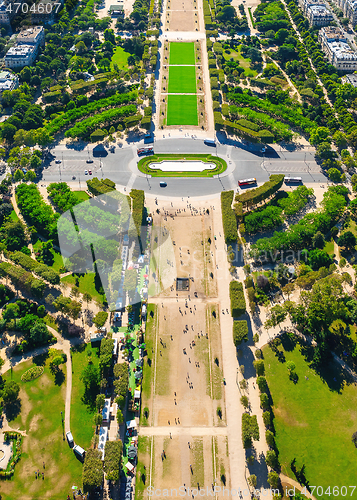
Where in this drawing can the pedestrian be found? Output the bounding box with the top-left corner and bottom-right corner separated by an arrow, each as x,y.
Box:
175,418 -> 177,424
43,462 -> 45,469
42,472 -> 44,480
188,441 -> 190,448
35,471 -> 37,479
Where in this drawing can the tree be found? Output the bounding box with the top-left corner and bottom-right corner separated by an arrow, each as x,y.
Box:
333,131 -> 347,150
269,304 -> 287,328
247,475 -> 257,488
29,322 -> 49,345
266,430 -> 275,448
282,283 -> 295,300
253,359 -> 265,376
338,231 -> 356,251
317,142 -> 334,160
2,380 -> 20,404
50,355 -> 64,372
13,169 -> 24,183
93,311 -> 108,328
267,471 -> 279,489
24,170 -> 36,182
310,127 -> 331,145
308,249 -> 332,270
116,408 -> 124,424
256,376 -> 267,393
327,168 -> 342,183
312,231 -> 325,249
1,122 -> 17,142
266,450 -> 278,469
3,303 -> 19,327
94,413 -> 103,427
240,395 -> 249,408
286,360 -> 295,374
81,364 -> 100,391
96,394 -> 106,411
83,292 -> 92,308
260,393 -> 269,410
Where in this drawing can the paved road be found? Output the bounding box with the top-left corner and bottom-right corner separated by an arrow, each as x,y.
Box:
39,137 -> 326,197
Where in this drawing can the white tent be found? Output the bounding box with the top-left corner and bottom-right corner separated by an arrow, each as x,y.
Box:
126,420 -> 137,429
134,389 -> 141,400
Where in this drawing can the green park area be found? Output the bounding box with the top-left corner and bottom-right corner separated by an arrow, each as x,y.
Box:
223,45 -> 257,77
167,95 -> 198,126
137,153 -> 227,177
169,42 -> 195,65
1,356 -> 83,500
263,333 -> 357,495
168,66 -> 197,94
110,46 -> 130,71
61,272 -> 106,305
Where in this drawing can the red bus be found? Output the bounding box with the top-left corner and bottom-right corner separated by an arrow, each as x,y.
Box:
137,146 -> 153,156
238,178 -> 257,187
284,176 -> 302,184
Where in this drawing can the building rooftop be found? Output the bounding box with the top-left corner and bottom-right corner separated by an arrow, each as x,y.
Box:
309,4 -> 333,15
343,73 -> 357,85
17,26 -> 44,41
321,26 -> 347,41
328,40 -> 357,60
5,45 -> 35,57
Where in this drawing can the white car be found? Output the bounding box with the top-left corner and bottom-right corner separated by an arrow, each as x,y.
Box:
55,159 -> 61,164
84,169 -> 88,175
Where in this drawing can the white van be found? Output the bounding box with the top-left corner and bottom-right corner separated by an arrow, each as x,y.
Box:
73,445 -> 85,460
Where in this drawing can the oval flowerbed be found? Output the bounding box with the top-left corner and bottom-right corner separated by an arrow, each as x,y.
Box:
21,365 -> 44,382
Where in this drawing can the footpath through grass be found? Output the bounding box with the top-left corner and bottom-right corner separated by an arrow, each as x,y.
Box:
263,333 -> 357,498
1,356 -> 83,500
169,42 -> 195,65
168,66 -> 197,93
167,95 -> 198,126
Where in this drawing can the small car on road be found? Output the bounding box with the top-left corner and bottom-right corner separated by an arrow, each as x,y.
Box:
84,169 -> 88,175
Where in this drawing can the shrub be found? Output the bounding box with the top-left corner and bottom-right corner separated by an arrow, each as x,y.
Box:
262,411 -> 271,428
0,262 -> 46,298
21,365 -> 44,382
10,251 -> 60,285
233,320 -> 248,345
130,189 -> 145,241
87,177 -> 116,196
256,375 -> 267,393
230,281 -> 246,317
93,311 -> 108,328
253,359 -> 265,376
83,450 -> 103,493
221,191 -> 238,243
266,429 -> 275,448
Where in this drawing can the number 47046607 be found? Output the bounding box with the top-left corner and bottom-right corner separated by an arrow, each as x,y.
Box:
302,486 -> 356,496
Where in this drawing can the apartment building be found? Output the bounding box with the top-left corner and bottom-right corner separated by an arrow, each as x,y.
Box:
319,26 -> 357,70
4,25 -> 44,69
337,0 -> 357,25
298,0 -> 333,26
0,69 -> 18,92
0,0 -> 23,25
31,0 -> 64,25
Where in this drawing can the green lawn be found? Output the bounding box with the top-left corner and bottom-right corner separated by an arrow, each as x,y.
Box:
168,66 -> 197,93
223,44 -> 258,77
169,42 -> 195,65
263,333 -> 357,497
70,343 -> 100,449
323,237 -> 335,256
9,210 -> 20,222
73,190 -> 90,202
137,153 -> 227,177
61,272 -> 106,305
1,357 -> 83,500
110,46 -> 130,70
32,238 -> 64,273
167,95 -> 198,126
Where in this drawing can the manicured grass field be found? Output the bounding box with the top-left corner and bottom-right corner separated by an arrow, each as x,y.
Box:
167,95 -> 198,126
110,46 -> 130,70
70,343 -> 100,449
169,42 -> 195,65
263,333 -> 357,497
138,153 -> 227,177
168,66 -> 197,94
73,190 -> 90,202
1,357 -> 83,500
61,272 -> 106,305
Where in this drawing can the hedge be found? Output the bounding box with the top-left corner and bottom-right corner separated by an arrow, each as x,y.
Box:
235,175 -> 284,210
16,183 -> 58,240
0,432 -> 22,477
87,177 -> 116,196
113,363 -> 129,398
0,261 -> 46,298
233,320 -> 248,345
43,90 -> 61,103
221,191 -> 238,244
130,189 -> 145,240
104,440 -> 123,482
242,413 -> 259,449
83,449 -> 103,493
10,251 -> 60,285
230,281 -> 246,317
236,119 -> 260,132
21,365 -> 44,382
